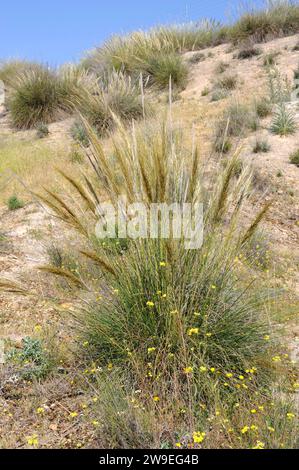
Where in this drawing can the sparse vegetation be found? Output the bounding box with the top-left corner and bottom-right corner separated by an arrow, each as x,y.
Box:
215,61 -> 229,74
36,123 -> 49,138
201,86 -> 210,96
214,102 -> 257,151
188,52 -> 205,64
255,97 -> 272,118
263,51 -> 280,67
237,46 -> 262,60
268,67 -> 291,104
253,138 -> 271,153
289,148 -> 299,166
70,119 -> 90,147
211,88 -> 229,102
215,74 -> 238,90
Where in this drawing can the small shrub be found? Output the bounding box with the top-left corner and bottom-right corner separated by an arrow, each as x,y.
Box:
211,88 -> 229,102
263,51 -> 280,67
36,123 -> 49,139
215,61 -> 229,74
69,145 -> 85,164
255,97 -> 272,118
244,230 -> 271,271
70,120 -> 90,147
268,67 -> 291,104
270,104 -> 296,136
289,149 -> 299,166
188,52 -> 205,64
253,138 -> 270,153
237,46 -> 261,59
6,336 -> 53,380
249,115 -> 260,131
201,86 -> 210,96
214,102 -> 255,150
214,138 -> 232,153
215,74 -> 238,90
7,195 -> 24,211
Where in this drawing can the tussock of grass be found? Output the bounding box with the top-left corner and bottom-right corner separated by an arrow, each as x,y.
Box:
0,60 -> 44,88
36,117 -> 288,448
76,70 -> 151,135
255,97 -> 273,118
214,102 -> 258,151
8,68 -> 66,129
253,138 -> 271,153
270,104 -> 296,135
237,45 -> 262,59
229,2 -> 299,44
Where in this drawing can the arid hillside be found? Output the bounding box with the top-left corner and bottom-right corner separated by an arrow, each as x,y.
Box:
0,24 -> 298,449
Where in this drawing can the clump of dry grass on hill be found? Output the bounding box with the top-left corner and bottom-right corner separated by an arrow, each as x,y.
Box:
2,2 -> 299,130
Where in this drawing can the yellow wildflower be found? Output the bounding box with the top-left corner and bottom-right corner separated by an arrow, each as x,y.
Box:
70,411 -> 78,418
226,373 -> 233,378
92,420 -> 99,426
153,396 -> 160,402
147,347 -> 156,354
175,442 -> 182,448
146,301 -> 155,308
210,367 -> 216,373
36,407 -> 44,415
252,440 -> 265,449
287,413 -> 295,420
263,335 -> 270,341
200,366 -> 207,372
193,431 -> 206,444
241,426 -> 249,434
159,261 -> 166,267
250,409 -> 257,414
183,366 -> 193,374
188,328 -> 199,336
27,434 -> 38,446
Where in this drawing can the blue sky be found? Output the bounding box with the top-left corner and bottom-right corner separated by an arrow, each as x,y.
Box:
0,1 -> 264,65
